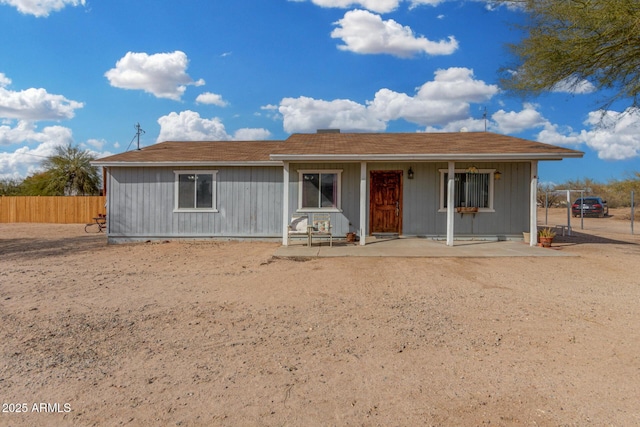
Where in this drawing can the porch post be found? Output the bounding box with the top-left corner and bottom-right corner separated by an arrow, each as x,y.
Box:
103,167 -> 110,234
359,161 -> 367,245
566,189 -> 572,236
446,161 -> 455,246
530,161 -> 538,247
282,161 -> 290,246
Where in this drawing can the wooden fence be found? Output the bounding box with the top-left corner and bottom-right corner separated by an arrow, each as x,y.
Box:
0,196 -> 106,224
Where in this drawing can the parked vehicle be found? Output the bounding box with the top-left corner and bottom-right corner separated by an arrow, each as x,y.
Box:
571,197 -> 609,217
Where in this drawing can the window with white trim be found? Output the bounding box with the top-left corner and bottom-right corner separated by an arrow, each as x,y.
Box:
298,170 -> 342,211
439,169 -> 496,211
174,170 -> 218,212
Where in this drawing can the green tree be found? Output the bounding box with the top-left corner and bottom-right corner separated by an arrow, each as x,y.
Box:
41,145 -> 101,196
0,178 -> 23,195
500,0 -> 640,110
20,171 -> 58,196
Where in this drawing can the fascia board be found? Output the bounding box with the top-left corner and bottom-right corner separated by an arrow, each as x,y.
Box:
269,153 -> 584,161
92,152 -> 584,167
91,161 -> 283,167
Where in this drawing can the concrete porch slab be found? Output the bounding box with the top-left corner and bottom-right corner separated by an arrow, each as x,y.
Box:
274,237 -> 574,258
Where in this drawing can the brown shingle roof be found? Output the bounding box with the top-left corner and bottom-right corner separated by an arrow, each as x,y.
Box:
279,132 -> 581,156
95,141 -> 285,163
93,132 -> 583,165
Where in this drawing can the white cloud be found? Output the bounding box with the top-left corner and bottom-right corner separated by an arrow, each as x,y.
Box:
489,105 -> 640,160
0,134 -> 115,179
196,92 -> 228,107
484,0 -> 523,12
536,124 -> 583,147
80,144 -> 113,162
260,104 -> 280,115
0,142 -> 57,179
0,0 -> 85,17
418,68 -> 499,102
368,88 -> 470,125
276,67 -> 498,132
105,51 -> 205,101
552,76 -> 596,94
422,103 -> 556,135
492,103 -> 547,134
0,123 -> 74,178
84,138 -> 106,150
157,111 -> 229,141
157,110 -> 270,142
233,128 -> 272,140
409,0 -> 445,8
331,9 -> 458,58
0,120 -> 73,146
259,104 -> 282,122
289,0 -> 444,13
0,73 -> 11,87
578,108 -> 640,160
293,0 -> 400,13
0,78 -> 84,121
371,67 -> 498,126
423,118 -> 487,133
279,96 -> 386,133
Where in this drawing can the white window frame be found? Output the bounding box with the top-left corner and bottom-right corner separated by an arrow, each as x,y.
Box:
297,169 -> 343,212
438,168 -> 496,213
174,170 -> 218,212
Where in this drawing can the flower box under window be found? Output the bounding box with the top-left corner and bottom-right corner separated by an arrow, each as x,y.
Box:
456,207 -> 479,213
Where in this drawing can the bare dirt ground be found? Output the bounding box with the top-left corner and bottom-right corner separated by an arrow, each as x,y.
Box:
1,208 -> 640,426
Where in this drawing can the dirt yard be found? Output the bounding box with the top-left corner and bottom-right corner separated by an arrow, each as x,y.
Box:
1,208 -> 639,426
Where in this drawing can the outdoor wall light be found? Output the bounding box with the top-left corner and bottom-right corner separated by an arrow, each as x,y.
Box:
408,167 -> 414,179
466,166 -> 479,174
494,170 -> 502,180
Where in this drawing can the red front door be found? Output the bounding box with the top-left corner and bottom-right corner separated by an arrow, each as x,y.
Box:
369,170 -> 403,234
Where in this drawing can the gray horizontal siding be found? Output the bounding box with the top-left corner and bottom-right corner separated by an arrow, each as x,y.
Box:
107,166 -> 282,238
288,163 -> 361,236
432,162 -> 531,236
106,161 -> 532,241
366,162 -> 531,237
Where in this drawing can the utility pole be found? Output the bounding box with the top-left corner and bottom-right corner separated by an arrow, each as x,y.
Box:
483,107 -> 487,132
134,123 -> 145,150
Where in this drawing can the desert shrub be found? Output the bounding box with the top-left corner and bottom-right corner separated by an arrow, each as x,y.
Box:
538,174 -> 640,208
606,174 -> 640,208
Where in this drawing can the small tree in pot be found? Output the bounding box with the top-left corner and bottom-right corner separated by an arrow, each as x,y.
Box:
538,227 -> 556,248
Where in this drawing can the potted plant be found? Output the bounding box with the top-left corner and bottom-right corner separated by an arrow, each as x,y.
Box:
538,227 -> 556,247
456,206 -> 478,213
345,223 -> 357,243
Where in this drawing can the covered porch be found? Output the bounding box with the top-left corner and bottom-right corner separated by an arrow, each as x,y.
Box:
280,160 -> 541,248
274,235 -> 571,258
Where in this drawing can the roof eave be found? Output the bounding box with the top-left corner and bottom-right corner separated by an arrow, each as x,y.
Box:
92,152 -> 584,167
91,161 -> 283,167
269,153 -> 584,162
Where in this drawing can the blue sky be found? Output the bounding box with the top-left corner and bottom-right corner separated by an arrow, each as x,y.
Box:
1,0 -> 639,185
